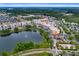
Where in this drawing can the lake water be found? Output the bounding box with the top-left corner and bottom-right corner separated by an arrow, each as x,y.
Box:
0,31 -> 42,52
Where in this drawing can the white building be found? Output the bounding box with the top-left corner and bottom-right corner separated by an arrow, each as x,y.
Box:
0,25 -> 2,30
0,21 -> 32,30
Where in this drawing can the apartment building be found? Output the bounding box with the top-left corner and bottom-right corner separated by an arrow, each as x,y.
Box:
0,21 -> 32,30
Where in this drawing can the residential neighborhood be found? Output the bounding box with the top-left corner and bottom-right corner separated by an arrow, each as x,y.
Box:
0,5 -> 79,56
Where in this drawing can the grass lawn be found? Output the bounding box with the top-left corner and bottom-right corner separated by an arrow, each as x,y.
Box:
27,52 -> 53,56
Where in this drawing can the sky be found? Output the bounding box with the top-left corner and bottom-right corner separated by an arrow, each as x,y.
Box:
0,3 -> 79,7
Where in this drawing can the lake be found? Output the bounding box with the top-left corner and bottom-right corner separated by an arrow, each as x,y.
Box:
0,31 -> 42,52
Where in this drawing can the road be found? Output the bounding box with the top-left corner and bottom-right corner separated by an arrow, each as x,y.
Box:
14,48 -> 51,56
60,26 -> 66,34
18,50 -> 51,56
51,36 -> 61,56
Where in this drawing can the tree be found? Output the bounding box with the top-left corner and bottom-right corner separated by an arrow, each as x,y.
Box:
14,27 -> 19,33
70,40 -> 77,44
76,45 -> 79,49
1,51 -> 10,56
0,29 -> 11,36
68,36 -> 74,40
50,40 -> 53,49
25,25 -> 32,31
75,34 -> 79,40
14,41 -> 35,53
70,46 -> 73,49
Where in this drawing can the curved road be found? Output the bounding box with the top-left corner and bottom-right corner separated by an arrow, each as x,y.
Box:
14,48 -> 51,56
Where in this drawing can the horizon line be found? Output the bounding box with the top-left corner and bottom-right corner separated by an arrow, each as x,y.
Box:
0,3 -> 79,7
